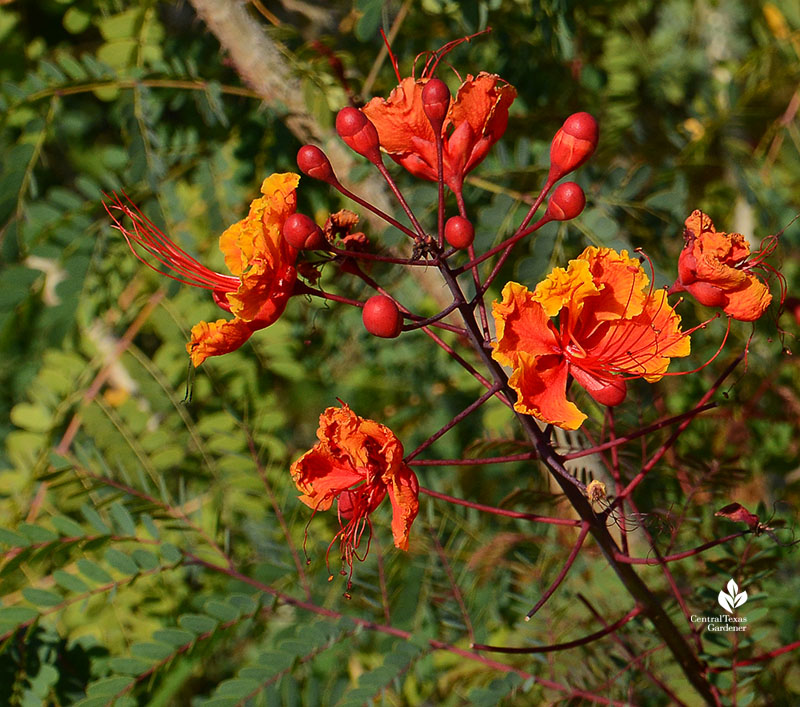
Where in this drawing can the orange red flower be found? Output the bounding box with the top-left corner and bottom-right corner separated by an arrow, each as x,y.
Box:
105,173 -> 300,366
673,210 -> 776,321
492,247 -> 690,430
362,72 -> 516,195
290,404 -> 419,579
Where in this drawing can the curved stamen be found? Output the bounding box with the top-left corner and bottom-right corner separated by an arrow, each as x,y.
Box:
104,193 -> 238,292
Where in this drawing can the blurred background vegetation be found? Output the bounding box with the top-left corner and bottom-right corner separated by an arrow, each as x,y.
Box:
1,0 -> 799,704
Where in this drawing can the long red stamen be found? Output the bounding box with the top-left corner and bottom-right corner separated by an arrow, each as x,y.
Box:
104,192 -> 238,292
422,29 -> 492,77
380,28 -> 402,84
659,315 -> 730,377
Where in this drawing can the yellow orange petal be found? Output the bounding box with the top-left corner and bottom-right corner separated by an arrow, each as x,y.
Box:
219,173 -> 300,277
722,276 -> 772,321
492,281 -> 559,368
578,246 -> 649,320
532,257 -> 598,318
508,352 -> 586,430
187,317 -> 256,367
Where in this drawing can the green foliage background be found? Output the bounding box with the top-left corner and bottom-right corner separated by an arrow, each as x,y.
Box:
1,0 -> 799,704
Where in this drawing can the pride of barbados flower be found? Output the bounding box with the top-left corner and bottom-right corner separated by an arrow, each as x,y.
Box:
492,247 -> 690,430
290,404 -> 419,581
105,173 -> 300,366
672,210 -> 777,322
361,71 -> 516,196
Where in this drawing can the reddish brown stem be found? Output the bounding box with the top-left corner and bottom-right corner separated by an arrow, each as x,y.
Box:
562,402 -> 716,460
473,607 -> 642,653
404,383 -> 502,462
187,553 -> 628,706
420,486 -> 580,526
410,451 -> 536,466
526,522 -> 590,620
612,532 -> 749,564
614,353 -> 743,504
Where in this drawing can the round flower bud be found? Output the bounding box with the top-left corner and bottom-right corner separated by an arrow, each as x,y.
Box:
571,366 -> 627,407
336,107 -> 382,164
444,215 -> 475,249
685,281 -> 728,308
297,145 -> 336,183
545,182 -> 586,221
283,213 -> 326,250
421,78 -> 450,130
362,295 -> 402,338
548,112 -> 599,182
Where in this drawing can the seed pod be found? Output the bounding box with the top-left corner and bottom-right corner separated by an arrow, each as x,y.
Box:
283,213 -> 326,250
362,295 -> 403,338
545,182 -> 586,221
548,112 -> 598,182
336,107 -> 382,164
421,78 -> 450,131
444,215 -> 475,249
297,145 -> 336,183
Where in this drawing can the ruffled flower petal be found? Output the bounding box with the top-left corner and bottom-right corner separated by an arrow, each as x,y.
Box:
721,276 -> 772,322
385,466 -> 420,551
508,352 -> 586,430
578,247 -> 649,320
219,173 -> 299,277
448,73 -> 516,157
492,281 -> 560,368
187,317 -> 257,367
362,71 -> 515,191
532,257 -> 598,318
290,447 -> 365,512
362,78 -> 436,156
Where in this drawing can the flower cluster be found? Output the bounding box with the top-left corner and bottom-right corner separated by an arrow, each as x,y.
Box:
106,35 -> 783,586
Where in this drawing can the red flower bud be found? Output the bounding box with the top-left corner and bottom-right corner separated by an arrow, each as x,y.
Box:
685,281 -> 728,308
676,247 -> 697,286
297,145 -> 336,183
362,295 -> 402,338
421,78 -> 450,131
444,215 -> 475,249
548,112 -> 598,182
283,213 -> 326,250
336,107 -> 382,164
545,182 -> 586,221
571,366 -> 627,408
